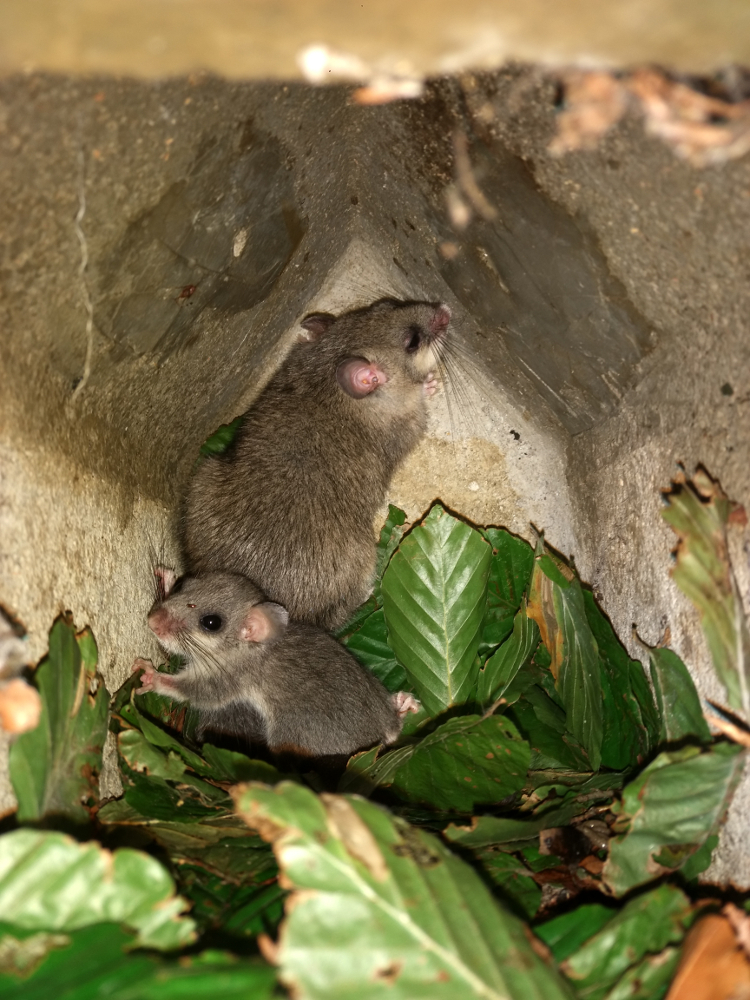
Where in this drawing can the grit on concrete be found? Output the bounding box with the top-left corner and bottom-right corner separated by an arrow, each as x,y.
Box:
0,69 -> 748,883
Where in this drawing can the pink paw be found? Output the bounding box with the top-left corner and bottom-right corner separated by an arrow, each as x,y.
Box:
392,691 -> 421,721
423,372 -> 439,397
132,657 -> 156,694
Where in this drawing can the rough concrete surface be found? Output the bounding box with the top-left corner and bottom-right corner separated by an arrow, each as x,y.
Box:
0,67 -> 748,882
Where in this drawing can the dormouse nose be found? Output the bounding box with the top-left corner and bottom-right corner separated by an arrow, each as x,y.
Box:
148,606 -> 175,638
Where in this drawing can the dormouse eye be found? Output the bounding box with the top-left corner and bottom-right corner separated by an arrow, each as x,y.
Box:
200,614 -> 223,632
404,325 -> 422,353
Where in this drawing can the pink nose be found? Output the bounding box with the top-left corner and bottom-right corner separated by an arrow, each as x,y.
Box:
148,607 -> 174,638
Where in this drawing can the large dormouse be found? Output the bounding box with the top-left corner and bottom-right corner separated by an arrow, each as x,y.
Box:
184,299 -> 451,630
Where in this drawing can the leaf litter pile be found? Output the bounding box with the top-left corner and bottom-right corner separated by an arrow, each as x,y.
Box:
2,468 -> 750,999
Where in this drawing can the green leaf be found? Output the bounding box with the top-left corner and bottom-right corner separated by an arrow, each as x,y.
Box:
335,505 -> 408,639
603,947 -> 681,1000
506,688 -> 590,771
527,542 -> 603,770
337,744 -> 416,796
477,601 -> 539,706
382,504 -> 491,716
385,714 -> 531,811
199,415 -> 244,457
0,830 -> 195,950
583,592 -> 658,770
9,615 -> 108,824
557,884 -> 693,1000
480,527 -> 535,652
662,469 -> 750,715
176,864 -> 284,938
603,742 -> 745,895
648,647 -> 712,744
444,773 -> 623,849
535,902 -> 616,962
474,848 -> 542,918
234,782 -> 575,1000
373,503 -> 408,602
339,607 -> 408,692
0,923 -> 276,999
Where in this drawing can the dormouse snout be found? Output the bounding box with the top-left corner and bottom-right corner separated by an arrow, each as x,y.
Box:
148,606 -> 182,639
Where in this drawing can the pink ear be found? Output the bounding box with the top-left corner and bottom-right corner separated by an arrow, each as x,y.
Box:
336,357 -> 388,398
240,603 -> 289,642
298,312 -> 336,343
430,304 -> 451,335
155,565 -> 177,599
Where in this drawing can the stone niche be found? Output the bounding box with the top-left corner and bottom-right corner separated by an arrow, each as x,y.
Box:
0,68 -> 748,881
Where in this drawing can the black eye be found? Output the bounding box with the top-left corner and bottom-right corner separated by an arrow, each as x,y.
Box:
404,325 -> 422,353
200,614 -> 223,632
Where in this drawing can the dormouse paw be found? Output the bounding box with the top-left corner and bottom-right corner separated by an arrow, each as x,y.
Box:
423,372 -> 439,397
392,691 -> 421,721
132,657 -> 156,694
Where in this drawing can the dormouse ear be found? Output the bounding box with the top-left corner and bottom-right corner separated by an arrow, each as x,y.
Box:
240,603 -> 289,643
155,565 -> 177,599
297,312 -> 336,343
336,356 -> 388,398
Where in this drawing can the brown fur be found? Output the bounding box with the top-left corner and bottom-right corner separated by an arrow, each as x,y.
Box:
136,570 -> 404,757
184,299 -> 449,630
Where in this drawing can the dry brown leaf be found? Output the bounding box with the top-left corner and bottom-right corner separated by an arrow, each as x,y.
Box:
552,67 -> 750,167
549,70 -> 628,155
666,913 -> 750,1000
704,711 -> 750,749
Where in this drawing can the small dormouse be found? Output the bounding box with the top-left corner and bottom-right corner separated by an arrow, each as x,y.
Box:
133,567 -> 420,758
184,299 -> 451,630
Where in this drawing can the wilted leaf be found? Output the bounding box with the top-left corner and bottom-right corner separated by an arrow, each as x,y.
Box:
662,469 -> 750,717
477,602 -> 539,706
0,830 -> 195,950
552,884 -> 693,1000
385,713 -> 531,811
583,593 -> 658,770
603,742 -> 745,895
0,923 -> 276,999
234,781 -> 575,1000
649,647 -> 712,745
9,615 -> 108,824
480,527 -> 535,652
527,542 -> 603,770
382,504 -> 491,716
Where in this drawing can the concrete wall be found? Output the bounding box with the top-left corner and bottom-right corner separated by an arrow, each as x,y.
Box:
0,10 -> 749,880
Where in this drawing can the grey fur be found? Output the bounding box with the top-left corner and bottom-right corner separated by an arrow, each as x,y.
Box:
138,570 -> 404,757
184,299 -> 450,630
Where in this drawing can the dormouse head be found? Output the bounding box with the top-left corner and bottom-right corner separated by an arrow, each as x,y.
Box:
299,299 -> 451,399
147,567 -> 289,660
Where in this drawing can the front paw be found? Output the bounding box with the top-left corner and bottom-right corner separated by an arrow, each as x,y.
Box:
132,657 -> 157,694
423,372 -> 439,397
